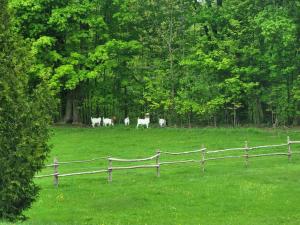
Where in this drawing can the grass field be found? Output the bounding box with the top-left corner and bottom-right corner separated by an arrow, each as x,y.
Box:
3,126 -> 300,225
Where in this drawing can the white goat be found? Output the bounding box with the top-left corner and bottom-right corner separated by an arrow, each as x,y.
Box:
102,117 -> 113,126
159,118 -> 166,127
91,117 -> 101,127
124,117 -> 130,126
136,117 -> 150,128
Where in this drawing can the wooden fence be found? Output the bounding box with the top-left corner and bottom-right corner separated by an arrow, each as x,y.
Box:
35,136 -> 300,187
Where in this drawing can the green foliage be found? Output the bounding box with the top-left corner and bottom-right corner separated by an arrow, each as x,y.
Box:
0,1 -> 54,220
9,0 -> 300,126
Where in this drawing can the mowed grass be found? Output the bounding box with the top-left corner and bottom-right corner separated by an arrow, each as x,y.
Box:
6,126 -> 300,225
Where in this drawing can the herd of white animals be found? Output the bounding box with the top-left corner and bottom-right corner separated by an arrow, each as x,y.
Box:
90,116 -> 166,128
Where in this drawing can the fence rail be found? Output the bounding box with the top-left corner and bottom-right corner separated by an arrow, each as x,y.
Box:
205,155 -> 243,161
206,147 -> 247,154
45,157 -> 107,167
35,136 -> 300,187
160,159 -> 199,165
161,148 -> 206,155
58,170 -> 108,177
108,153 -> 159,162
111,165 -> 158,170
250,143 -> 288,150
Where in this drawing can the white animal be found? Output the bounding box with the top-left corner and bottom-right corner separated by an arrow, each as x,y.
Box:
136,117 -> 150,128
159,118 -> 166,127
102,117 -> 114,126
124,117 -> 130,126
91,117 -> 101,127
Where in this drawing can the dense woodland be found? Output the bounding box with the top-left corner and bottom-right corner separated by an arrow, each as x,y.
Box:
8,0 -> 300,127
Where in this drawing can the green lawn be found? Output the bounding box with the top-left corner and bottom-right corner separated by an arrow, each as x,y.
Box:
5,126 -> 300,225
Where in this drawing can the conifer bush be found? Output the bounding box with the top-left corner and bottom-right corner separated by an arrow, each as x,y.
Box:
0,0 -> 54,220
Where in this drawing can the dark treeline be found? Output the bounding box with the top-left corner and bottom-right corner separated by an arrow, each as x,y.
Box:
9,0 -> 300,127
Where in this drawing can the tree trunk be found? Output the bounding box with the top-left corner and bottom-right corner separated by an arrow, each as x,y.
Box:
216,0 -> 222,6
188,108 -> 192,128
64,91 -> 73,123
233,107 -> 237,127
168,0 -> 177,127
214,115 -> 217,127
124,86 -> 128,117
72,99 -> 80,124
63,89 -> 80,124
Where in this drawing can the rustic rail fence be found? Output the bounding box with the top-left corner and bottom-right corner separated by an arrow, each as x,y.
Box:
107,153 -> 160,182
35,136 -> 300,187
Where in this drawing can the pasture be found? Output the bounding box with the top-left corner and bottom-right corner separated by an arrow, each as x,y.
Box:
5,126 -> 300,224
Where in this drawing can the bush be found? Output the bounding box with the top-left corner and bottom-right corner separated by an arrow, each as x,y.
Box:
0,0 -> 54,221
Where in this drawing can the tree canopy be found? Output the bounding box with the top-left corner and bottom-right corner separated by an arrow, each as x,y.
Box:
8,0 -> 300,127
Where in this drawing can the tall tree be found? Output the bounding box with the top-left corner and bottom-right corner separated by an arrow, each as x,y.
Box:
0,0 -> 53,220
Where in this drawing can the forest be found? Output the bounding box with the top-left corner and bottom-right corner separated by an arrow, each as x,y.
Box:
8,0 -> 300,127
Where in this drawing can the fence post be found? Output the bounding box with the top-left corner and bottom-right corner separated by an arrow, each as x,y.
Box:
244,141 -> 249,168
53,157 -> 59,187
156,150 -> 160,177
108,158 -> 112,182
287,136 -> 291,162
201,144 -> 205,172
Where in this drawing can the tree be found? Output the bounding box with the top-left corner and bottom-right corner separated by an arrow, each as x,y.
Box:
10,0 -> 108,123
0,0 -> 54,220
10,0 -> 300,127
